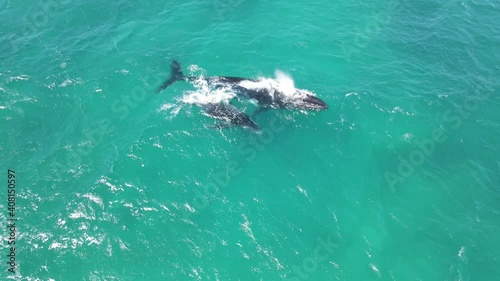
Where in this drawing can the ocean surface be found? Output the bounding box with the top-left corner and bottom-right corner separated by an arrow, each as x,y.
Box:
1,0 -> 500,280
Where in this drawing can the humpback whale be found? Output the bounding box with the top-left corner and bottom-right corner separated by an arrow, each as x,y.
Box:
157,61 -> 328,111
201,103 -> 261,132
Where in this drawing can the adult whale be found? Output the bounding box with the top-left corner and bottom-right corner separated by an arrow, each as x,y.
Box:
157,61 -> 329,111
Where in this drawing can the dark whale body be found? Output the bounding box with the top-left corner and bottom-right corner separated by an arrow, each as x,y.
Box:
201,103 -> 261,132
157,61 -> 328,111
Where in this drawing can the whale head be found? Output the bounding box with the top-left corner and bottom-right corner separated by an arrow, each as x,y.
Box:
279,89 -> 328,111
299,93 -> 328,110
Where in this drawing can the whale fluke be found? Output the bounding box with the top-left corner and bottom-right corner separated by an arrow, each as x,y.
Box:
157,60 -> 184,93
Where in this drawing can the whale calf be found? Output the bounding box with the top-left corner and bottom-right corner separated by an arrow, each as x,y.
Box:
201,103 -> 261,132
157,61 -> 328,111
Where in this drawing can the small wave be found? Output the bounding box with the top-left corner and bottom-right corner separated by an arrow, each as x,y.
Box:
7,74 -> 29,82
59,78 -> 84,88
159,103 -> 176,112
345,92 -> 359,98
158,103 -> 183,120
59,79 -> 73,87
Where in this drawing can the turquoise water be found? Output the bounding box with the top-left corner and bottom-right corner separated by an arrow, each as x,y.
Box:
1,0 -> 500,280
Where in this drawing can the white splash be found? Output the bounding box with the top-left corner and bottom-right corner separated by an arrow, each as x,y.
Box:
182,88 -> 236,105
181,75 -> 236,105
274,70 -> 297,94
237,70 -> 316,102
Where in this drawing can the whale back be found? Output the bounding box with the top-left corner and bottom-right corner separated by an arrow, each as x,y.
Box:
210,76 -> 258,84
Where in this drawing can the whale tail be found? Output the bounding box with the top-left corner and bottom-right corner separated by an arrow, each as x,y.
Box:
157,60 -> 184,93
